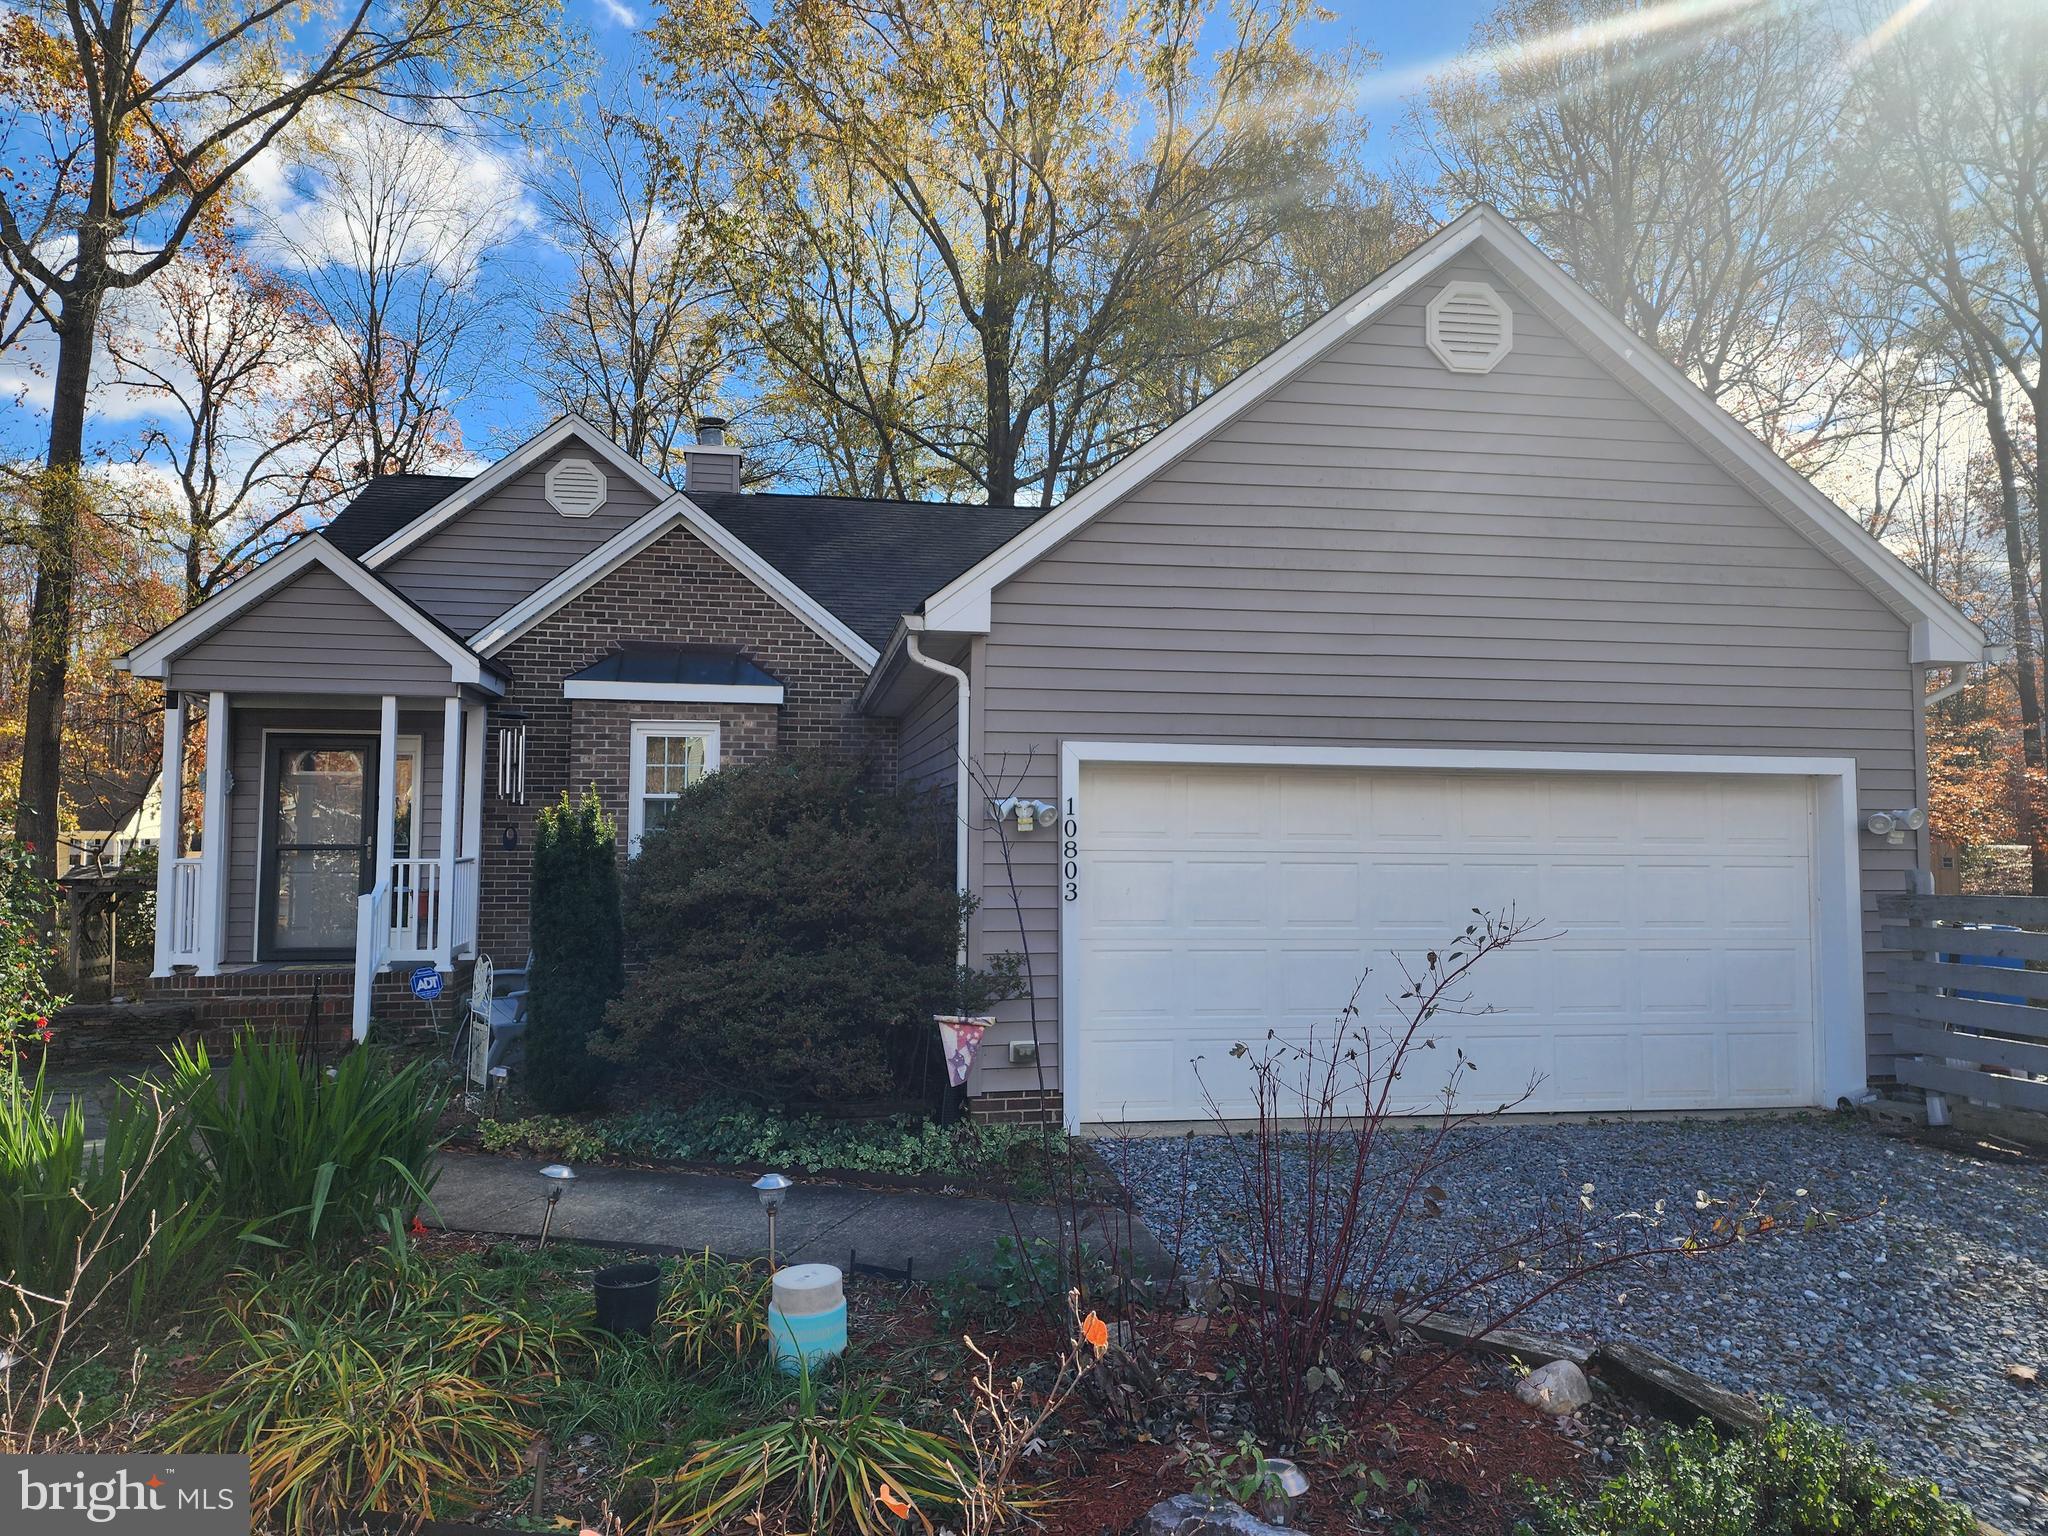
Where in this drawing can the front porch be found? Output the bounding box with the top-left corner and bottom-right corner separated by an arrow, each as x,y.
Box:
151,689 -> 490,1041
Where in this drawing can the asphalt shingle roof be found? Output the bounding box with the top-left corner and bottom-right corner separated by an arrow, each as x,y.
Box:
315,476 -> 1044,650
320,474 -> 473,558
567,642 -> 782,689
688,491 -> 1044,650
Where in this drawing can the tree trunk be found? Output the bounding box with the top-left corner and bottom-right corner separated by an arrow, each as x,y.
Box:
1985,405 -> 2046,893
17,288 -> 102,885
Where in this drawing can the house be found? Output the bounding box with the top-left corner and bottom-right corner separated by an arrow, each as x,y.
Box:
59,769 -> 162,873
121,208 -> 1987,1126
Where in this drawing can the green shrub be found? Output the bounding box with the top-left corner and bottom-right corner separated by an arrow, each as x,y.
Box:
0,1068 -> 227,1332
597,754 -> 976,1106
526,787 -> 623,1111
640,1374 -> 965,1536
0,825 -> 66,1063
166,1247 -> 566,1534
476,1094 -> 1049,1182
168,1036 -> 445,1254
477,1113 -> 608,1161
1517,1410 -> 1977,1536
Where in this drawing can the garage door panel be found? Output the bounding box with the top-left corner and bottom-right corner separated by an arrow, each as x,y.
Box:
1075,764 -> 1818,1120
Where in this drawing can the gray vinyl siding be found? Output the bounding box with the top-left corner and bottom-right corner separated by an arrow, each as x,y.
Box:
379,442 -> 665,637
221,706 -> 448,962
965,250 -> 1922,1097
167,566 -> 456,696
898,674 -> 959,796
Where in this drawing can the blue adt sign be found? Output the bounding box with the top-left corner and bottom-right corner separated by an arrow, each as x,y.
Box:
409,965 -> 443,1002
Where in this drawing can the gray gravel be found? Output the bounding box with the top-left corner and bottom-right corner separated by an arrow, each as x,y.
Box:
1109,1115 -> 2048,1533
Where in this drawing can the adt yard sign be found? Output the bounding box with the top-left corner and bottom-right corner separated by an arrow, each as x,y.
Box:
409,965 -> 443,1002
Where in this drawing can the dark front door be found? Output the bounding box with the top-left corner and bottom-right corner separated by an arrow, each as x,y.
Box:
261,738 -> 376,961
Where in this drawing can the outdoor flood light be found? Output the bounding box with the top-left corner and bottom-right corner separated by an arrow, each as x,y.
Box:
1865,807 -> 1926,845
538,1163 -> 576,1249
753,1172 -> 793,1269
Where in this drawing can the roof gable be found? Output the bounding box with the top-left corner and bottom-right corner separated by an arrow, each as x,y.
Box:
918,207 -> 1984,666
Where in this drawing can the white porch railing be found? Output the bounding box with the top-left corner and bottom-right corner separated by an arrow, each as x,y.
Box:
166,857 -> 204,962
451,856 -> 479,958
385,857 -> 443,961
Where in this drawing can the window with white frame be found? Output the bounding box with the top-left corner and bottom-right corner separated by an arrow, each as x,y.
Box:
628,721 -> 719,854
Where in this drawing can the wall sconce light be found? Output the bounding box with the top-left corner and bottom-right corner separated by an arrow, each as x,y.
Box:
1865,807 -> 1926,845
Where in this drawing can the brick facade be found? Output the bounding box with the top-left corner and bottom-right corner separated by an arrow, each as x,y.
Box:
153,962 -> 474,1044
475,524 -> 892,959
967,1088 -> 1065,1126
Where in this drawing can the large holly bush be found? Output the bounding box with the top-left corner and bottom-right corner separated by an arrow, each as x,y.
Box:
596,754 -> 993,1107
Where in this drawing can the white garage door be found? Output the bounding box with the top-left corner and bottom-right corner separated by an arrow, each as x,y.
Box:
1073,762 -> 1818,1122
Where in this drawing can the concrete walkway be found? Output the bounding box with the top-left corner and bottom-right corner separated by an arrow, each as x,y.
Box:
425,1151 -> 1168,1281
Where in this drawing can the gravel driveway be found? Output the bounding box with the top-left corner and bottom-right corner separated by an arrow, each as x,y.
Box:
1111,1115 -> 2047,1533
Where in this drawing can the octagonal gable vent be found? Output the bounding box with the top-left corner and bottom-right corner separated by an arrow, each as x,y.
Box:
1425,281 -> 1514,374
544,456 -> 608,518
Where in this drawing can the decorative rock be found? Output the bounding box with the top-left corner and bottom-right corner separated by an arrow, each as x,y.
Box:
1134,1493 -> 1297,1536
1515,1359 -> 1593,1415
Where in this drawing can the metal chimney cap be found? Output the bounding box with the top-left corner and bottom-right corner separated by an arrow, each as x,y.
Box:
694,415 -> 729,445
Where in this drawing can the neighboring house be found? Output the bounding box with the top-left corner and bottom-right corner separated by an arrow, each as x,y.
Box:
59,770 -> 162,873
121,209 -> 1987,1126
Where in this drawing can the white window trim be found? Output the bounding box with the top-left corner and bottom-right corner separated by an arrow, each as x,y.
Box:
628,720 -> 720,856
1051,741 -> 1866,1132
565,679 -> 785,705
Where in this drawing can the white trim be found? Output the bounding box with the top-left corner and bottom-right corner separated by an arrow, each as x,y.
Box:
123,535 -> 496,687
361,415 -> 674,567
1052,740 -> 1866,1132
563,679 -> 786,704
466,496 -> 880,673
462,704 -> 486,861
152,695 -> 185,976
197,693 -> 231,974
627,720 -> 721,856
437,697 -> 462,966
921,207 -> 1982,664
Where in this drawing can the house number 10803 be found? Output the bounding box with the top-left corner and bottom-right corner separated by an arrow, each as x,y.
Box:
1062,797 -> 1079,901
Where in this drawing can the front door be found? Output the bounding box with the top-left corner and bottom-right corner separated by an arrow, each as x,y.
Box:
261,739 -> 376,960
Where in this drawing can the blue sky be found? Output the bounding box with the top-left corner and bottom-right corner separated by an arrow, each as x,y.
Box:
2,0 -> 1501,476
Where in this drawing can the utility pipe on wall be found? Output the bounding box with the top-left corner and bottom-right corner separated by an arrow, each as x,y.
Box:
903,618 -> 971,970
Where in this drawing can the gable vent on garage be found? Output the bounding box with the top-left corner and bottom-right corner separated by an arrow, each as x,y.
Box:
1425,281 -> 1514,374
544,456 -> 608,518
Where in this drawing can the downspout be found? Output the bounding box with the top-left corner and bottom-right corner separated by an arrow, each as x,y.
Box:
903,617 -> 971,971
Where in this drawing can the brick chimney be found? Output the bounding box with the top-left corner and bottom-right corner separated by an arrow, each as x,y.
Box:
682,415 -> 742,495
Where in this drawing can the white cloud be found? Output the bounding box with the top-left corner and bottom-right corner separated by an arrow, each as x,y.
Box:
593,0 -> 639,27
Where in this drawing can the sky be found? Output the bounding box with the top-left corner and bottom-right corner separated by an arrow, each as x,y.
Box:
0,0 -> 1501,476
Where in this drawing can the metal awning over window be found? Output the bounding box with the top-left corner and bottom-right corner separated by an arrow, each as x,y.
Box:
562,643 -> 787,705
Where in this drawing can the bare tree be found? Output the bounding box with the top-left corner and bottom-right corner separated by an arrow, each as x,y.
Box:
530,94 -> 736,482
103,234 -> 349,603
1418,0 -> 1852,462
1839,0 -> 2048,885
0,0 -> 564,880
270,113 -> 523,480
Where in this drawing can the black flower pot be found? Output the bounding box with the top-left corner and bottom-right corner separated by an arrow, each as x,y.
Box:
593,1261 -> 661,1336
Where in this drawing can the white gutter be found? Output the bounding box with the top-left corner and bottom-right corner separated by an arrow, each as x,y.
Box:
1924,643 -> 2014,707
903,616 -> 971,969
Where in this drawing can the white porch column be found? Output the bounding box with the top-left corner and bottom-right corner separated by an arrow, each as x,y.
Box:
197,691 -> 230,975
152,693 -> 185,976
462,704 -> 486,859
376,695 -> 399,888
438,696 -> 461,967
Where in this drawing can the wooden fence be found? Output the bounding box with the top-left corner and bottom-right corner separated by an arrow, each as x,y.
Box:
1878,892 -> 2048,1115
